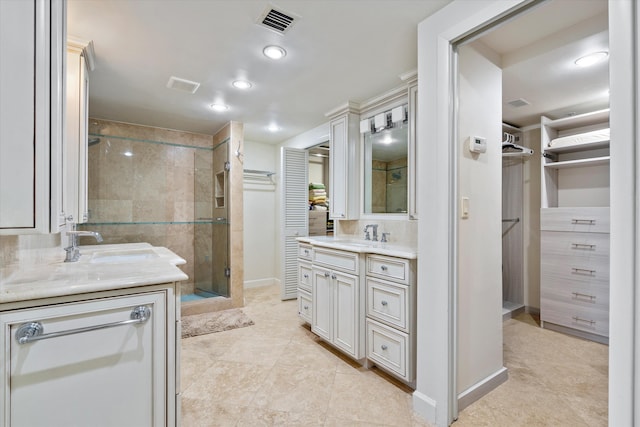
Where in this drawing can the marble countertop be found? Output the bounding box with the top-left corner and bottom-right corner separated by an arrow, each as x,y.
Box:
0,243 -> 188,304
296,236 -> 417,259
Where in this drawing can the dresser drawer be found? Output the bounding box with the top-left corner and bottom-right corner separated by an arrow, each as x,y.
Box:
298,261 -> 313,293
541,299 -> 609,337
313,247 -> 359,274
366,254 -> 410,285
366,278 -> 409,332
541,231 -> 609,261
298,244 -> 313,261
540,276 -> 609,311
540,207 -> 610,233
366,319 -> 412,381
541,251 -> 609,287
298,289 -> 312,324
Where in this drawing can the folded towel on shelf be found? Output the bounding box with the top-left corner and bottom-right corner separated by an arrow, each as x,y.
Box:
310,196 -> 327,203
309,189 -> 326,197
312,205 -> 328,211
309,182 -> 326,190
548,128 -> 610,148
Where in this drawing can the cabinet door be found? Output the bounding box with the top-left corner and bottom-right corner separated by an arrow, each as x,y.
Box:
329,113 -> 359,220
333,271 -> 359,357
0,0 -> 64,233
0,292 -> 168,427
311,266 -> 332,341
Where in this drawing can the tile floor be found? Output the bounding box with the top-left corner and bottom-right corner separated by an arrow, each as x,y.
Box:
180,285 -> 608,426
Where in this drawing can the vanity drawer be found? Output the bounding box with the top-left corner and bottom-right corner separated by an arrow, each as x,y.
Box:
541,299 -> 609,337
366,254 -> 409,285
366,278 -> 409,332
297,289 -> 312,324
366,319 -> 412,381
298,244 -> 313,261
298,261 -> 313,293
313,247 -> 359,274
540,207 -> 610,233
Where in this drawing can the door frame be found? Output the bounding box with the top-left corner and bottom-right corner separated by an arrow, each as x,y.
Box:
414,1 -> 638,426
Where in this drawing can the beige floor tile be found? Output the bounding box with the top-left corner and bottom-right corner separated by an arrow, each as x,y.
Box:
237,407 -> 326,426
251,364 -> 336,414
180,399 -> 246,427
217,335 -> 291,367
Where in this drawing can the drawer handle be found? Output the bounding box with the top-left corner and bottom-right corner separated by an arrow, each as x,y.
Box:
381,344 -> 388,351
571,243 -> 596,250
15,306 -> 151,345
572,219 -> 595,225
572,316 -> 596,326
572,292 -> 596,301
380,265 -> 388,272
304,249 -> 310,255
303,274 -> 309,279
571,267 -> 596,275
381,300 -> 388,306
324,272 -> 330,278
331,274 -> 337,280
303,305 -> 309,310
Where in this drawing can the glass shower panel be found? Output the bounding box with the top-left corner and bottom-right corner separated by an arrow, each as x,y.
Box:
193,139 -> 229,298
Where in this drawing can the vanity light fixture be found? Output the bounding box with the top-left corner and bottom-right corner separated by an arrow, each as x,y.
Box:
232,80 -> 252,90
574,51 -> 608,67
209,103 -> 229,112
263,45 -> 287,60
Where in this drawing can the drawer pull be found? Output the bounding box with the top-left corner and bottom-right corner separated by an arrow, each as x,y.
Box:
303,305 -> 309,310
331,274 -> 337,280
15,306 -> 151,345
571,219 -> 595,225
571,267 -> 596,275
324,272 -> 330,278
303,274 -> 309,279
380,265 -> 388,272
572,292 -> 596,301
572,316 -> 596,326
381,344 -> 388,351
304,249 -> 310,255
381,300 -> 388,306
571,243 -> 596,250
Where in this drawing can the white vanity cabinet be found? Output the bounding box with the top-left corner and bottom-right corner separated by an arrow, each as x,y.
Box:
297,243 -> 313,324
365,254 -> 416,384
0,0 -> 65,234
0,284 -> 180,427
307,245 -> 364,360
328,106 -> 360,220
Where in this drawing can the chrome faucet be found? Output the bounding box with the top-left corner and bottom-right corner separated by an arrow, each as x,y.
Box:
364,224 -> 379,241
64,223 -> 103,262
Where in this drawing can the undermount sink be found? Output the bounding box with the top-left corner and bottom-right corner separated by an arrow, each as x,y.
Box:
90,248 -> 159,264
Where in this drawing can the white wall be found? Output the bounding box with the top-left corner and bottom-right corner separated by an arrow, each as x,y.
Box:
243,140 -> 278,288
456,42 -> 504,397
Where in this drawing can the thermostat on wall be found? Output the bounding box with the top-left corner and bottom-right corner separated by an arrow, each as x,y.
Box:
469,136 -> 487,153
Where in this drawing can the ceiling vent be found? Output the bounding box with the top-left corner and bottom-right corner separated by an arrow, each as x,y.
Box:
256,5 -> 298,34
166,76 -> 200,94
506,98 -> 531,108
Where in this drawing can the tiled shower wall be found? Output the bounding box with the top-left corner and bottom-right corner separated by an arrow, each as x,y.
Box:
80,119 -> 215,292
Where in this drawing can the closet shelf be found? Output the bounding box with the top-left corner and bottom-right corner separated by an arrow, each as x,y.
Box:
544,108 -> 609,131
544,156 -> 610,169
544,139 -> 609,154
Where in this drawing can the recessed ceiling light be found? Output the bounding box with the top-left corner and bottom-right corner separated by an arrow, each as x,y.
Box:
267,123 -> 280,132
263,45 -> 287,60
209,103 -> 229,112
232,80 -> 252,90
574,51 -> 608,67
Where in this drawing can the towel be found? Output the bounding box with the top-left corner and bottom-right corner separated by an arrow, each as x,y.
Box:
309,189 -> 326,197
309,182 -> 326,190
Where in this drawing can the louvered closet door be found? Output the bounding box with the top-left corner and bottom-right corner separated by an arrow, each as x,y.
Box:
280,147 -> 308,300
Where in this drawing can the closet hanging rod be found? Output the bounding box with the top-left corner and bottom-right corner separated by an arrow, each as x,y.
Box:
502,218 -> 520,223
243,169 -> 276,177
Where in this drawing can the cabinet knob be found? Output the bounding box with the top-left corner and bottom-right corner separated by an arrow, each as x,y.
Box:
303,305 -> 309,310
324,272 -> 330,277
304,249 -> 309,255
380,265 -> 388,272
381,344 -> 388,351
331,274 -> 337,280
381,300 -> 388,306
303,274 -> 309,279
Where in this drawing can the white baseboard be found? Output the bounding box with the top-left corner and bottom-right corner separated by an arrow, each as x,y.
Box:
457,366 -> 508,411
412,390 -> 437,425
243,278 -> 278,289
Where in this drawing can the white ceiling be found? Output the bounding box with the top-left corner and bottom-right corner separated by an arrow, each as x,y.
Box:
67,0 -> 609,143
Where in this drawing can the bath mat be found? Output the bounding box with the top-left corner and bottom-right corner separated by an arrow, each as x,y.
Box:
181,308 -> 254,338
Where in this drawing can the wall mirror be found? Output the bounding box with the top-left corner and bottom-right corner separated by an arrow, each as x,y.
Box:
362,104 -> 409,215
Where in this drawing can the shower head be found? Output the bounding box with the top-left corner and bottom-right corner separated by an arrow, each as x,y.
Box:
88,137 -> 101,146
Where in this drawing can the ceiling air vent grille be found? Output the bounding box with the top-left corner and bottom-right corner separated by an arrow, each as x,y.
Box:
166,76 -> 200,94
507,98 -> 531,108
257,6 -> 298,34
